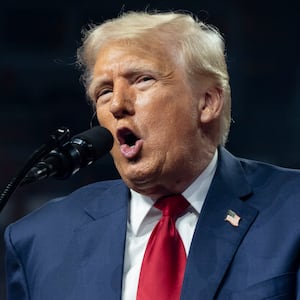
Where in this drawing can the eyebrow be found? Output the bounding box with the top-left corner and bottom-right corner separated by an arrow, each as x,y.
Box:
88,77 -> 108,100
88,64 -> 162,99
121,62 -> 163,78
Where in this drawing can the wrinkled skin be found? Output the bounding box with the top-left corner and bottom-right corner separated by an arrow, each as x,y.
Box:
89,40 -> 223,199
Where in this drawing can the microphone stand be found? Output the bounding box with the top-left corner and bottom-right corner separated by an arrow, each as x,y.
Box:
0,128 -> 71,213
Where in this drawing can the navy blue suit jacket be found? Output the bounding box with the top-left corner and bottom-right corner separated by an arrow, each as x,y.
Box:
4,148 -> 300,299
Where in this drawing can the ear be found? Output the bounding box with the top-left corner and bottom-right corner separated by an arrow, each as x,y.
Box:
198,86 -> 224,124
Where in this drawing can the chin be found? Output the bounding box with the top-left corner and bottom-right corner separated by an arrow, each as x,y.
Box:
120,165 -> 162,190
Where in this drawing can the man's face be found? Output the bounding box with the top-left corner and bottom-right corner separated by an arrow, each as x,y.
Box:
90,40 -> 215,198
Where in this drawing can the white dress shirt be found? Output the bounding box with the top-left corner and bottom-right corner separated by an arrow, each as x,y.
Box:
122,150 -> 218,299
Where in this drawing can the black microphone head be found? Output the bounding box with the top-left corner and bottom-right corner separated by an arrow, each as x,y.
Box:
21,126 -> 114,185
72,126 -> 114,160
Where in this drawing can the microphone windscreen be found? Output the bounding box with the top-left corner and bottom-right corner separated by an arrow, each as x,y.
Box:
73,126 -> 114,159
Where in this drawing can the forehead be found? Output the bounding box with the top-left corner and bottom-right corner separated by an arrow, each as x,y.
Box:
92,39 -> 180,77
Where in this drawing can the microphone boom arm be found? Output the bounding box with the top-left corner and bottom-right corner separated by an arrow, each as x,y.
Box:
0,128 -> 71,213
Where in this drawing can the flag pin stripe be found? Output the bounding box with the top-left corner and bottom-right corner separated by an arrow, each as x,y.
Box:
225,209 -> 241,227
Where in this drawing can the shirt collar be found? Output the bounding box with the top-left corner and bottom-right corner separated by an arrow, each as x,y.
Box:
129,149 -> 218,235
182,149 -> 218,214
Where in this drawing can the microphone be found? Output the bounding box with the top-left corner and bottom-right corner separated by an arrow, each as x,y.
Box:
22,126 -> 114,185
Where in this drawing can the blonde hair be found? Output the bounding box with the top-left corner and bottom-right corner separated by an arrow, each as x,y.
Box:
77,11 -> 231,145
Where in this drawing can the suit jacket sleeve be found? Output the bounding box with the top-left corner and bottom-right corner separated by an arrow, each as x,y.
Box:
5,225 -> 30,300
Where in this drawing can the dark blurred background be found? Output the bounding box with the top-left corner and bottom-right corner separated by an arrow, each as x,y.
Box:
0,0 -> 299,298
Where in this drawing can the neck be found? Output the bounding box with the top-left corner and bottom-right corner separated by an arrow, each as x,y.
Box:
133,147 -> 217,200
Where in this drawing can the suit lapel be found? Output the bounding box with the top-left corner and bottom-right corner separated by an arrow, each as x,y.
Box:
181,148 -> 259,300
53,149 -> 258,300
68,181 -> 129,300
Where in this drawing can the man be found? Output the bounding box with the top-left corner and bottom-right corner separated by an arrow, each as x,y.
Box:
4,11 -> 300,300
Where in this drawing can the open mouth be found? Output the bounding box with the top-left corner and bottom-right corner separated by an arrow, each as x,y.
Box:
117,128 -> 140,147
117,127 -> 143,159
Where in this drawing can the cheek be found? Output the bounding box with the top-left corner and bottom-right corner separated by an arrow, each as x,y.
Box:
96,106 -> 113,127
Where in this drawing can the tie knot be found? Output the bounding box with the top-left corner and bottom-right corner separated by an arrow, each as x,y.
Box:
154,194 -> 190,220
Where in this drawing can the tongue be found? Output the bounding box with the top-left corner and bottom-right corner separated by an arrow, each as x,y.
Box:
120,139 -> 143,159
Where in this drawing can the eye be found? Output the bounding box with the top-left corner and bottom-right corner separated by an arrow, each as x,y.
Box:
135,75 -> 155,89
95,88 -> 112,103
139,76 -> 153,82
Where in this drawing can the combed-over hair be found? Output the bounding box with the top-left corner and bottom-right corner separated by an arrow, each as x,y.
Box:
77,11 -> 231,145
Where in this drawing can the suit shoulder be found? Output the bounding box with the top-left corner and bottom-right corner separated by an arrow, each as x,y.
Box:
67,179 -> 125,200
239,157 -> 300,182
221,148 -> 300,191
237,158 -> 300,208
5,179 -> 126,239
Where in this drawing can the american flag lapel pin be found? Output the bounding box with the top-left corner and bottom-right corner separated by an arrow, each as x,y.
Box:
225,209 -> 241,227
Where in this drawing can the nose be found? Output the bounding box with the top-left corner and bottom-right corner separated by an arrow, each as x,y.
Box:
110,83 -> 135,119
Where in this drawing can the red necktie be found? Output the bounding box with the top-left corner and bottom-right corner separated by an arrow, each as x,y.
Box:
136,194 -> 190,300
